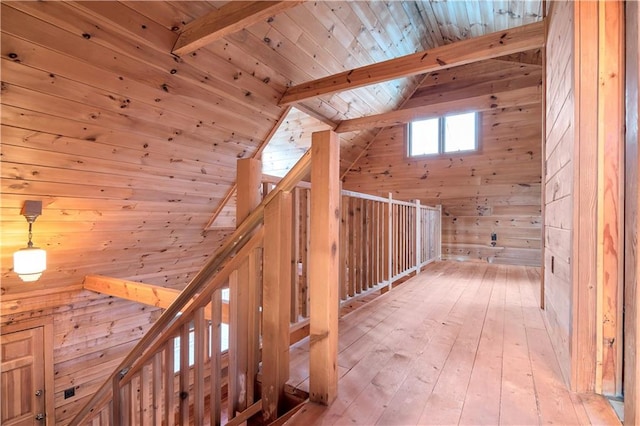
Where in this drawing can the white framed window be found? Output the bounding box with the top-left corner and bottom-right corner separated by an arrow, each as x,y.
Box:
407,112 -> 479,157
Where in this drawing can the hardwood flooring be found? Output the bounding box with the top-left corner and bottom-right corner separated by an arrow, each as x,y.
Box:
284,261 -> 620,425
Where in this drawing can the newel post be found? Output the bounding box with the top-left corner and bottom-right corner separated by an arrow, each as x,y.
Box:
229,158 -> 261,417
309,130 -> 340,405
262,190 -> 293,422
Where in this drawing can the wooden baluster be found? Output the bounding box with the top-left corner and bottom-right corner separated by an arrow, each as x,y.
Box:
140,364 -> 151,426
393,204 -> 397,278
407,206 -> 411,272
152,352 -> 162,425
210,290 -> 222,426
111,373 -> 120,424
359,198 -> 365,291
368,200 -> 373,288
363,199 -> 370,290
121,380 -> 131,426
164,340 -> 175,426
404,206 -> 409,273
371,201 -> 377,287
227,269 -> 240,420
262,190 -> 293,422
352,198 -> 359,294
394,204 -> 399,278
291,187 -> 301,322
300,188 -> 310,318
415,202 -> 421,272
193,307 -> 205,423
348,197 -> 356,297
370,200 -> 376,287
408,206 -> 412,271
247,247 -> 261,408
386,194 -> 392,288
340,195 -> 348,301
179,322 -> 190,425
380,201 -> 385,284
101,405 -> 109,425
396,204 -> 400,276
420,208 -> 424,263
438,205 -> 443,260
375,201 -> 380,286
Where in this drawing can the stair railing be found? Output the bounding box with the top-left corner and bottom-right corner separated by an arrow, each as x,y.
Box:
70,150 -> 312,426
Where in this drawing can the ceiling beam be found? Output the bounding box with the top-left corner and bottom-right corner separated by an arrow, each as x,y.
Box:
334,85 -> 541,134
279,20 -> 544,105
83,274 -> 230,323
172,1 -> 303,56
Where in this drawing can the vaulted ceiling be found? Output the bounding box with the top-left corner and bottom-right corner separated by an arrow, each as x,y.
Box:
0,1 -> 542,295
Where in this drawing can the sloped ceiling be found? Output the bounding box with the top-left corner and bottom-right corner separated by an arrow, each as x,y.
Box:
0,1 -> 541,296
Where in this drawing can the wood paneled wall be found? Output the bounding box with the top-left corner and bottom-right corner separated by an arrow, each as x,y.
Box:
0,1 -> 263,297
545,0 -> 626,396
343,62 -> 543,267
543,0 -> 574,384
624,2 -> 640,421
1,291 -> 160,424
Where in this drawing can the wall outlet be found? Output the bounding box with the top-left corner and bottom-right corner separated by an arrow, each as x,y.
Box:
64,388 -> 75,399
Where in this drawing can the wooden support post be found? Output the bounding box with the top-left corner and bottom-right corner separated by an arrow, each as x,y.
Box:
229,158 -> 261,416
624,1 -> 640,423
309,130 -> 340,405
595,0 -> 624,397
262,190 -> 293,422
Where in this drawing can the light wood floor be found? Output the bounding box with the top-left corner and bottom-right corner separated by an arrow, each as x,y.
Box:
285,261 -> 621,425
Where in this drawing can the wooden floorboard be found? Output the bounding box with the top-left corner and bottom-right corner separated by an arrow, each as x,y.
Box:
285,261 -> 621,426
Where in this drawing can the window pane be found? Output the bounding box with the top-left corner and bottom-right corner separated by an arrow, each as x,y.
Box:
444,112 -> 476,153
409,118 -> 439,156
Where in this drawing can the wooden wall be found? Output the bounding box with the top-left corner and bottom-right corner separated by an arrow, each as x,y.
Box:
1,290 -> 161,424
343,60 -> 543,267
544,0 -> 625,396
262,107 -> 332,177
0,2 -> 544,422
625,1 -> 640,421
542,0 -> 574,384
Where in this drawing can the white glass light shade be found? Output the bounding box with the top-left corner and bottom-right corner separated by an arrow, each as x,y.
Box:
13,247 -> 47,282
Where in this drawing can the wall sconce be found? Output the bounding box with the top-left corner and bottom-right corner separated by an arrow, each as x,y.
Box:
13,200 -> 47,282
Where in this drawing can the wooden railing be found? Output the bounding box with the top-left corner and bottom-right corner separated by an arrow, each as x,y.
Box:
262,176 -> 442,325
342,191 -> 441,295
72,130 -> 441,425
71,147 -> 314,425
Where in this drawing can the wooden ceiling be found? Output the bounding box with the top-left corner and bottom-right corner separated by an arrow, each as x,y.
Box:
0,1 -> 542,295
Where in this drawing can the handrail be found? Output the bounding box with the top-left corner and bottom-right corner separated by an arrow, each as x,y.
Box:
121,228 -> 264,383
70,149 -> 312,425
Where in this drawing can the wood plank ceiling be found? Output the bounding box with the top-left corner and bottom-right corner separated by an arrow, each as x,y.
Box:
1,1 -> 542,296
